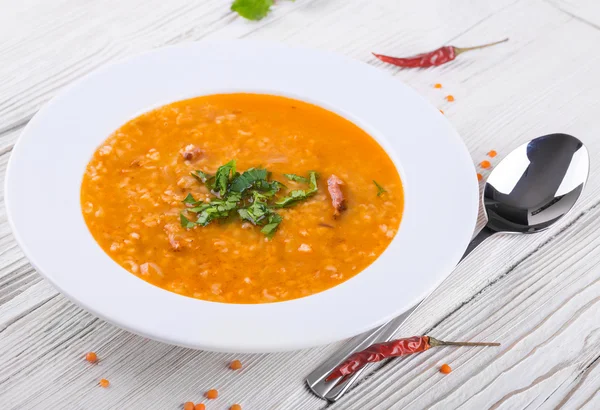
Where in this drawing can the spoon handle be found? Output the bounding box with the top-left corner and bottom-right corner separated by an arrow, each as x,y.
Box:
306,227 -> 494,402
462,226 -> 494,259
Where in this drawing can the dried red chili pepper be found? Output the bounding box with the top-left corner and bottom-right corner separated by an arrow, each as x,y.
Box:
372,38 -> 508,68
325,336 -> 499,381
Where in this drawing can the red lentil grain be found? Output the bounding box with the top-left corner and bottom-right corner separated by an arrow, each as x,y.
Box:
85,352 -> 98,363
440,364 -> 452,374
206,389 -> 218,400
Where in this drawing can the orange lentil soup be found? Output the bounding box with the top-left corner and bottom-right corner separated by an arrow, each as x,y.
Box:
81,94 -> 403,303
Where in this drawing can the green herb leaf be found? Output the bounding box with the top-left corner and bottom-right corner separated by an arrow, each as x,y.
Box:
231,0 -> 273,21
275,171 -> 319,207
284,173 -> 308,183
255,180 -> 284,196
373,180 -> 387,196
182,193 -> 201,205
238,192 -> 270,225
308,171 -> 318,192
275,189 -> 306,207
191,170 -> 212,184
187,204 -> 211,213
261,213 -> 283,238
194,193 -> 242,226
230,168 -> 269,193
183,163 -> 316,237
211,160 -> 236,196
180,212 -> 196,229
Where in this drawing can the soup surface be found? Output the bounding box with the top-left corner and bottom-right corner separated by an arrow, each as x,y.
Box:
81,94 -> 403,303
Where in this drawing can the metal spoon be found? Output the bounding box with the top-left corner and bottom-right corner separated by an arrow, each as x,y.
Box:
307,133 -> 589,402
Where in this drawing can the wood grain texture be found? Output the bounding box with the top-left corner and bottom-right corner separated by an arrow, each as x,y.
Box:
2,0 -> 600,409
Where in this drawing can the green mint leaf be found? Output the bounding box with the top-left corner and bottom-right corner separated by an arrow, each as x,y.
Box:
238,192 -> 270,224
211,159 -> 236,196
187,204 -> 211,213
275,189 -> 306,207
182,193 -> 202,205
226,193 -> 243,204
373,180 -> 387,196
284,173 -> 308,183
231,0 -> 273,21
180,213 -> 196,229
191,170 -> 212,184
230,168 -> 269,193
255,180 -> 284,196
308,171 -> 318,193
193,193 -> 243,226
261,213 -> 283,238
275,171 -> 319,207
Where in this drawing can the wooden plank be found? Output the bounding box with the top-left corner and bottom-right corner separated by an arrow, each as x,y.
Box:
1,0 -> 600,408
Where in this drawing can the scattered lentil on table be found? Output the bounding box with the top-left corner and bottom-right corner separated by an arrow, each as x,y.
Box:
205,389 -> 219,399
445,95 -> 455,102
487,150 -> 497,157
480,160 -> 491,169
230,405 -> 242,410
183,402 -> 195,410
230,359 -> 243,370
434,83 -> 443,88
85,352 -> 98,363
440,363 -> 452,374
99,379 -> 110,388
194,403 -> 206,410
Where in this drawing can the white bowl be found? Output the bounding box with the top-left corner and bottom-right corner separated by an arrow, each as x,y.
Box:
5,41 -> 478,353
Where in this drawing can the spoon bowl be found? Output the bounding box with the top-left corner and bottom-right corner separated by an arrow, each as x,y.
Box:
484,133 -> 589,234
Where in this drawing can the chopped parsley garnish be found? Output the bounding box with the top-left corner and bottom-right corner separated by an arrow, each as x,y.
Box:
260,213 -> 283,238
182,193 -> 201,205
284,173 -> 308,183
275,171 -> 318,207
373,180 -> 387,196
212,159 -> 236,196
180,161 -> 319,238
180,213 -> 196,229
191,170 -> 212,184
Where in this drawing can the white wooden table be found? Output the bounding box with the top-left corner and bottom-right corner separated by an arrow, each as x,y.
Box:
2,1 -> 600,409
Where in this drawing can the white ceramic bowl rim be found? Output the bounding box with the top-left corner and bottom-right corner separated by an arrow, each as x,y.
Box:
5,41 -> 479,352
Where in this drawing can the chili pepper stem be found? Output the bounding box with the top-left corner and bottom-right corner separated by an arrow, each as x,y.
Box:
454,38 -> 509,56
428,337 -> 500,347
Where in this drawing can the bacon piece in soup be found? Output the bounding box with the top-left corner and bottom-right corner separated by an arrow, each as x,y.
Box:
327,174 -> 347,217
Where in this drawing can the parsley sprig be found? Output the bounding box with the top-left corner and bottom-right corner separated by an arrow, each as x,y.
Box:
181,160 -> 318,238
